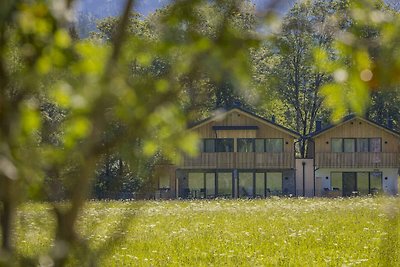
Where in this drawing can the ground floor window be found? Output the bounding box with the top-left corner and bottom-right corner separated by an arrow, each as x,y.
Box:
330,171 -> 382,196
238,172 -> 253,198
185,171 -> 284,198
187,172 -> 216,198
266,172 -> 283,196
217,172 -> 233,198
159,175 -> 170,189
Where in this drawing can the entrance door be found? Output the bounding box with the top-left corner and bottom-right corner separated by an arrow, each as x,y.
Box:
342,172 -> 356,196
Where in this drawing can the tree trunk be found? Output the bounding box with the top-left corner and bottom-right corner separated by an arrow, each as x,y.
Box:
0,176 -> 16,254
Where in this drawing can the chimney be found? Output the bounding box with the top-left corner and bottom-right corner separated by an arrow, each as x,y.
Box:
387,117 -> 393,129
271,115 -> 276,123
316,120 -> 322,132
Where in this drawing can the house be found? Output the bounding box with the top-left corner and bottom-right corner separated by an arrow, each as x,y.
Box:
308,116 -> 400,196
153,107 -> 301,199
153,111 -> 399,199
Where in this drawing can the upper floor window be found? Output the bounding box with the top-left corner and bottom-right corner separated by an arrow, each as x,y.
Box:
201,138 -> 284,153
369,138 -> 381,152
216,138 -> 234,152
266,138 -> 283,153
237,139 -> 254,152
343,138 -> 355,152
255,139 -> 265,152
357,138 -> 369,152
203,139 -> 215,152
331,138 -> 381,152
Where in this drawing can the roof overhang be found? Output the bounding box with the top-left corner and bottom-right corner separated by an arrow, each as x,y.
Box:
189,108 -> 301,138
310,116 -> 400,139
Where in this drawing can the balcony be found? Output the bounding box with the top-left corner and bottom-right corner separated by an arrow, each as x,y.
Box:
315,152 -> 399,168
181,152 -> 294,169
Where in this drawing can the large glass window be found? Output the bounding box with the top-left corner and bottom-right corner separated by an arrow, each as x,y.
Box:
357,138 -> 369,152
204,139 -> 215,152
343,139 -> 356,152
159,175 -> 170,189
255,139 -> 265,152
216,139 -> 234,152
357,172 -> 369,195
331,138 -> 343,152
188,173 -> 204,198
237,139 -> 254,152
266,172 -> 282,196
217,172 -> 232,197
266,139 -> 283,153
255,173 -> 265,197
205,173 -> 216,197
331,172 -> 342,191
238,172 -> 253,198
370,138 -> 381,152
370,172 -> 382,193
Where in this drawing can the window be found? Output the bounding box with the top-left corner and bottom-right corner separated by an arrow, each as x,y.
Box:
204,139 -> 215,152
255,139 -> 265,152
266,139 -> 283,152
357,172 -> 369,195
159,175 -> 170,189
255,173 -> 265,197
205,173 -> 216,197
188,173 -> 204,198
370,138 -> 381,152
238,172 -> 253,198
332,138 -> 343,152
216,139 -> 234,152
343,138 -> 356,152
357,138 -> 369,152
217,172 -> 232,197
237,139 -> 254,152
331,172 -> 342,190
266,172 -> 282,196
370,172 -> 382,192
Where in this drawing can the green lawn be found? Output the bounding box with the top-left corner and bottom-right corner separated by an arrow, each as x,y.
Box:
15,197 -> 400,266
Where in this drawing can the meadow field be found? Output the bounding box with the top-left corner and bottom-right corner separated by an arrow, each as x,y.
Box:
15,197 -> 399,266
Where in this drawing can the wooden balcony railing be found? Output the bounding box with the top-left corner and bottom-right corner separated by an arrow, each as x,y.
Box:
315,152 -> 399,168
182,152 -> 294,169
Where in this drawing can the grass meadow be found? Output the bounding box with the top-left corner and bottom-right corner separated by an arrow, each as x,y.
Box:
15,197 -> 400,266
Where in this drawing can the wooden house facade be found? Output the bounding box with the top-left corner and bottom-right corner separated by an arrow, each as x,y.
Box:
309,116 -> 400,197
154,108 -> 300,199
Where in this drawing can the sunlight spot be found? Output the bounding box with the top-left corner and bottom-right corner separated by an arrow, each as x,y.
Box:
333,69 -> 348,83
360,69 -> 373,82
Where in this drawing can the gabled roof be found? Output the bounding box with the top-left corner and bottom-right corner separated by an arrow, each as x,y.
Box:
189,107 -> 301,138
309,115 -> 400,138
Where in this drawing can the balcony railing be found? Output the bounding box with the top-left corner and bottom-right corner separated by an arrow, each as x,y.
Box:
182,152 -> 294,169
315,152 -> 399,168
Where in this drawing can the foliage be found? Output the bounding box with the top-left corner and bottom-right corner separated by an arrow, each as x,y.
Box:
0,0 -> 262,265
14,197 -> 400,266
316,0 -> 400,122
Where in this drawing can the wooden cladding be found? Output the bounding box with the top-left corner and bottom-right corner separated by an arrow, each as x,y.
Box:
315,152 -> 399,168
182,152 -> 294,169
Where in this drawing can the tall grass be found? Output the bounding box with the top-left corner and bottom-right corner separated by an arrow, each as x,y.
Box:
14,197 -> 400,266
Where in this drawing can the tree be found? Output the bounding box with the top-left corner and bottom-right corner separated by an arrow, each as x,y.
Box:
264,0 -> 344,157
0,0 -> 262,265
